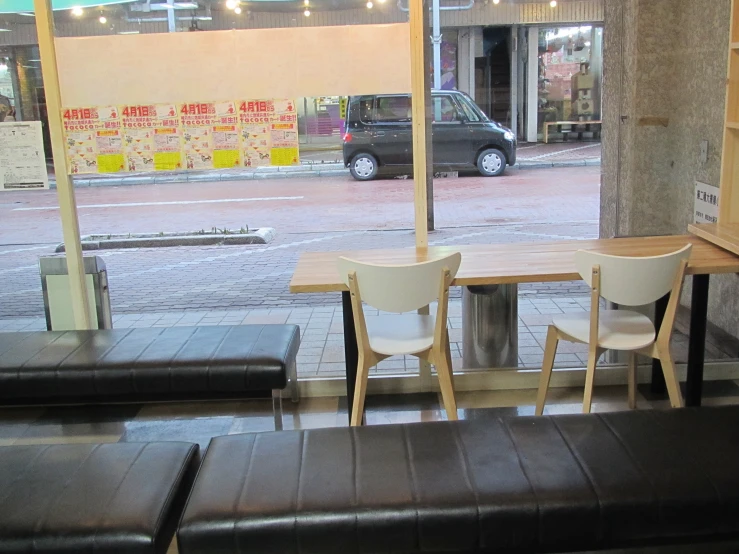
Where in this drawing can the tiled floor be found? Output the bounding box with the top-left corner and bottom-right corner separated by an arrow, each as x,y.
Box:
1,296 -> 736,379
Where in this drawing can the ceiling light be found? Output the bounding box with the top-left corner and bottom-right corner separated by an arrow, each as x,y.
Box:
304,0 -> 309,5
118,30 -> 140,34
366,0 -> 373,7
549,0 -> 557,6
99,15 -> 106,23
18,12 -> 34,16
71,6 -> 83,15
492,0 -> 499,3
234,6 -> 241,13
304,8 -> 310,15
378,0 -> 386,3
0,29 -> 11,32
173,1 -> 198,7
585,40 -> 591,47
225,0 -> 237,8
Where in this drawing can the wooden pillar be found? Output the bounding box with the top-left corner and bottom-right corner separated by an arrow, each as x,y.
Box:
34,0 -> 92,330
409,0 -> 434,247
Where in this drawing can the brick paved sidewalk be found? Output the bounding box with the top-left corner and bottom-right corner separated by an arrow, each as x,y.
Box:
2,295 -> 733,381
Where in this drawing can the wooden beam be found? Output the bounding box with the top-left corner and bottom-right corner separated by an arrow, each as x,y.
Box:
34,0 -> 92,330
409,0 -> 433,247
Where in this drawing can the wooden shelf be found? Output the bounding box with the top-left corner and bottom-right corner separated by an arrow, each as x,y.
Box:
688,223 -> 739,256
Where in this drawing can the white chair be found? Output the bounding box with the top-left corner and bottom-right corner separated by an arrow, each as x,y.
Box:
535,245 -> 692,415
337,253 -> 462,426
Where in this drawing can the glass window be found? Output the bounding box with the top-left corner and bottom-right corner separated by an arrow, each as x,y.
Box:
374,96 -> 412,123
457,97 -> 481,122
433,95 -> 461,123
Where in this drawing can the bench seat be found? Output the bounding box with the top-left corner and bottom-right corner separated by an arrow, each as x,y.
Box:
0,325 -> 299,428
178,406 -> 739,553
0,442 -> 199,554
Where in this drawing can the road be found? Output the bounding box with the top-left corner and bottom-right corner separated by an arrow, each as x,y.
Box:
0,166 -> 600,318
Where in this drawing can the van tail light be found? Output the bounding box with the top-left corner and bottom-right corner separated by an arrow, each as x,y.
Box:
343,132 -> 353,143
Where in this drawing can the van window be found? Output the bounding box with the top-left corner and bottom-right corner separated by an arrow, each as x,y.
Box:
359,98 -> 374,123
433,95 -> 462,123
374,96 -> 412,123
457,97 -> 481,122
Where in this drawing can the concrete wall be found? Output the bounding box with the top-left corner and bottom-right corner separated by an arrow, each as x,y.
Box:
601,0 -> 738,336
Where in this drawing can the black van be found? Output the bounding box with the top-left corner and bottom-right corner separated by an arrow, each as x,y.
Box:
342,90 -> 516,181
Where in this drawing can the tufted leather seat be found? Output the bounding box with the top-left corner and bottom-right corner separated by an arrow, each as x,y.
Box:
0,442 -> 199,554
178,406 -> 739,553
0,325 -> 299,400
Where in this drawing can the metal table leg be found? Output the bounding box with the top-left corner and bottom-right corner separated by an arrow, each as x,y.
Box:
650,294 -> 669,394
686,274 -> 710,407
342,291 -> 359,424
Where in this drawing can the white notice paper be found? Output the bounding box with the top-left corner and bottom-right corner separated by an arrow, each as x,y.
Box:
0,121 -> 49,191
694,181 -> 719,224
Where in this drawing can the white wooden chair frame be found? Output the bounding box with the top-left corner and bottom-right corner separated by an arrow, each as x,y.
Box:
536,258 -> 689,415
346,266 -> 457,426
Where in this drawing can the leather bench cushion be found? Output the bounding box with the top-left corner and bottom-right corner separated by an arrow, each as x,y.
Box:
0,441 -> 199,554
0,325 -> 299,398
178,406 -> 739,553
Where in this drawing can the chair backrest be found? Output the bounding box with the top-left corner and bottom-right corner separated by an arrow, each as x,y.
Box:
574,244 -> 692,306
337,252 -> 462,313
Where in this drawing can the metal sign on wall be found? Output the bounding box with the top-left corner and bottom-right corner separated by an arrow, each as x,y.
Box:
61,99 -> 299,174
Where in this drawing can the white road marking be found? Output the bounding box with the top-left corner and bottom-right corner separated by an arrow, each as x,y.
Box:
13,196 -> 305,211
0,245 -> 53,255
524,144 -> 600,161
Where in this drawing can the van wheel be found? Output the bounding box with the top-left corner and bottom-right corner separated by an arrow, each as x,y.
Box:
350,153 -> 378,181
477,148 -> 506,177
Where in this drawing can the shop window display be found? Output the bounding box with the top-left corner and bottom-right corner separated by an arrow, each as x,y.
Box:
537,26 -> 602,136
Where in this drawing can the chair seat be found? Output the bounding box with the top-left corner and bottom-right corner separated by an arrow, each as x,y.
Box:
553,310 -> 656,351
366,314 -> 434,356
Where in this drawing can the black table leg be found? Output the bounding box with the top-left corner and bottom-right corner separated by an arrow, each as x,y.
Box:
686,274 -> 710,407
650,294 -> 669,394
342,291 -> 359,424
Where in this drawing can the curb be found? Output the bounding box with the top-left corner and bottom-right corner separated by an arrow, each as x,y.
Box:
50,159 -> 601,188
56,227 -> 276,252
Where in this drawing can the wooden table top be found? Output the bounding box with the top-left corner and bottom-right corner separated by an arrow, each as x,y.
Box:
289,235 -> 739,294
689,222 -> 739,257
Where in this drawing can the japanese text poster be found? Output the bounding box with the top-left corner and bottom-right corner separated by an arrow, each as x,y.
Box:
63,106 -> 125,174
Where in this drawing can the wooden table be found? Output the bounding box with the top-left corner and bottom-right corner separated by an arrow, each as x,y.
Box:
290,235 -> 739,420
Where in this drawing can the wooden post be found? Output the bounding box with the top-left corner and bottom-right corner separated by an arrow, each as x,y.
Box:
409,0 -> 434,247
34,0 -> 92,330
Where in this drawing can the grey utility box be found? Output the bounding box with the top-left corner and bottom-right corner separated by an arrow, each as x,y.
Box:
462,284 -> 518,369
39,256 -> 112,331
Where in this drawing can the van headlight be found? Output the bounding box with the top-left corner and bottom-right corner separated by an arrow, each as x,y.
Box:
504,130 -> 515,142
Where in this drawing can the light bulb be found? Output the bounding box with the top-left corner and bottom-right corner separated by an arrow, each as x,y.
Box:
378,0 -> 386,3
549,0 -> 557,6
225,0 -> 237,9
99,15 -> 107,23
234,6 -> 241,14
304,0 -> 309,5
71,6 -> 83,16
366,0 -> 373,7
304,8 -> 310,16
493,0 -> 499,3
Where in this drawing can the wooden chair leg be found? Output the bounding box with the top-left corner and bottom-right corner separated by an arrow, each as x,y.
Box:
627,352 -> 637,410
350,353 -> 371,427
582,349 -> 599,414
436,342 -> 458,421
535,326 -> 559,416
657,346 -> 684,409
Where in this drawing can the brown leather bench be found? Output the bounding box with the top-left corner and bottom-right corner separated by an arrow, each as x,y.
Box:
0,325 -> 299,429
0,442 -> 199,554
178,405 -> 739,553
